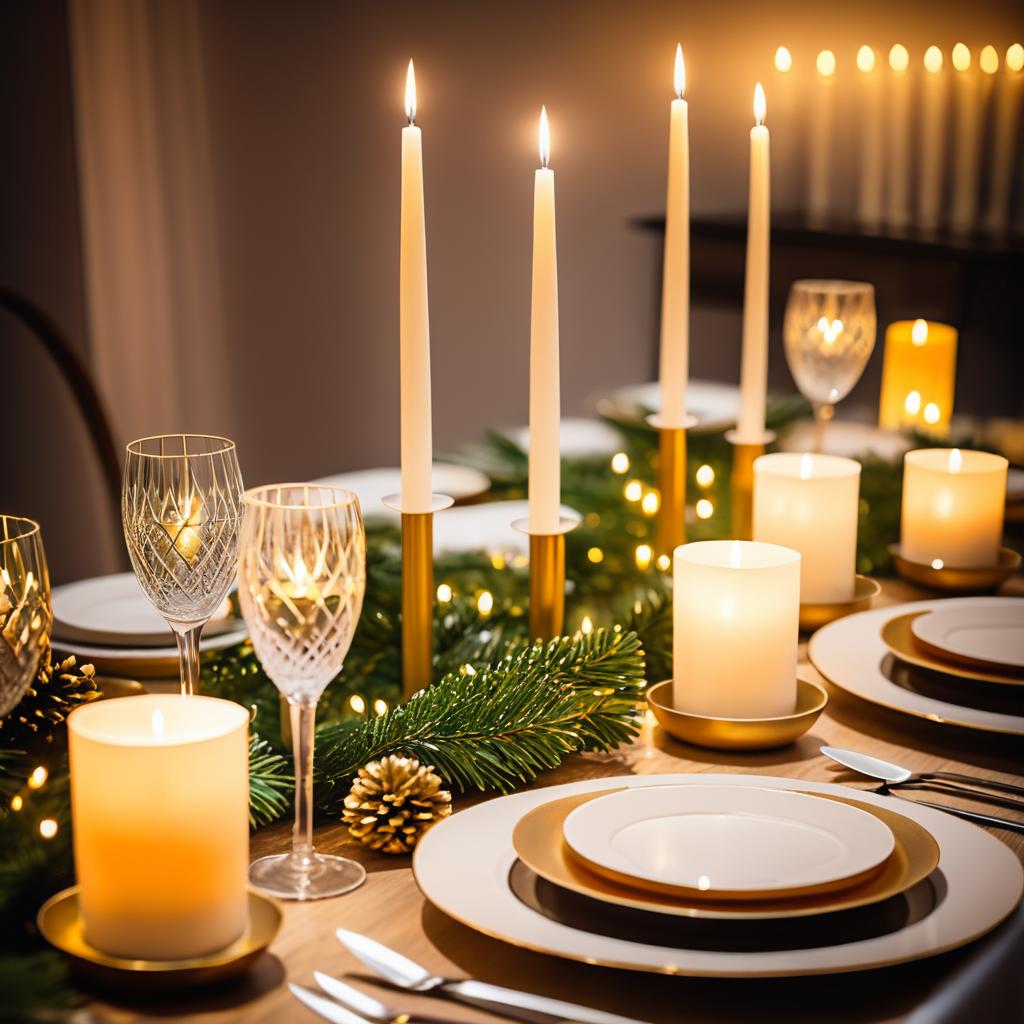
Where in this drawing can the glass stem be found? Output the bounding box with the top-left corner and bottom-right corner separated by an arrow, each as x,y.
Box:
290,699 -> 317,869
812,402 -> 834,453
174,623 -> 204,696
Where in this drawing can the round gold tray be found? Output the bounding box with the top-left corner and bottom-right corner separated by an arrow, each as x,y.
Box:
511,788 -> 939,920
647,677 -> 827,750
799,575 -> 881,632
37,888 -> 281,989
889,544 -> 1021,594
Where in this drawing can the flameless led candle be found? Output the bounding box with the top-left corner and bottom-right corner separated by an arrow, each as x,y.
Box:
753,453 -> 860,604
901,449 -> 1008,568
919,46 -> 947,230
658,44 -> 690,426
985,44 -> 1024,233
68,694 -> 249,960
809,50 -> 835,222
400,61 -> 433,512
673,540 -> 799,718
878,319 -> 957,435
951,44 -> 980,234
528,107 -> 561,534
856,45 -> 883,228
886,44 -> 911,230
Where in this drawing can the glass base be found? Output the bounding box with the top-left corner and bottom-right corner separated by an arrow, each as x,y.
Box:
248,851 -> 366,901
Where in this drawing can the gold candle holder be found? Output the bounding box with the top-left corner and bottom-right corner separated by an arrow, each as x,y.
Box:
384,493 -> 454,699
725,429 -> 776,540
648,414 -> 698,558
513,514 -> 580,642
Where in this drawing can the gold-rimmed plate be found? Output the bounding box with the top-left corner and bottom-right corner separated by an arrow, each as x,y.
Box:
511,788 -> 938,921
910,602 -> 1024,673
882,612 -> 1024,688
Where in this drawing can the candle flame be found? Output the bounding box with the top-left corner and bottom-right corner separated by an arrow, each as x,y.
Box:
729,541 -> 742,569
856,45 -> 875,73
538,106 -> 550,168
816,50 -> 836,78
889,44 -> 909,73
405,59 -> 416,123
952,43 -> 970,72
911,318 -> 928,345
1008,44 -> 1024,73
980,45 -> 999,74
904,390 -> 922,415
151,709 -> 165,740
949,448 -> 963,474
924,46 -> 943,73
799,453 -> 814,480
674,44 -> 686,98
774,46 -> 792,73
753,82 -> 766,125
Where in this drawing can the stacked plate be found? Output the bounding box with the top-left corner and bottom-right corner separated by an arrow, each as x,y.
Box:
810,597 -> 1024,736
51,573 -> 248,679
414,774 -> 1022,976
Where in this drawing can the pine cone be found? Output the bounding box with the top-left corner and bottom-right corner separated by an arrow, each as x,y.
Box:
342,755 -> 452,855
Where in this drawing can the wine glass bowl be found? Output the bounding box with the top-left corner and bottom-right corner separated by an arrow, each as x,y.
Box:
783,280 -> 877,450
0,515 -> 51,717
122,434 -> 244,695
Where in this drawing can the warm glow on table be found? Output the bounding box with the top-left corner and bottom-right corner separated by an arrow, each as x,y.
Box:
68,694 -> 250,960
878,319 -> 957,435
753,452 -> 860,604
673,540 -> 799,718
900,448 -> 1008,568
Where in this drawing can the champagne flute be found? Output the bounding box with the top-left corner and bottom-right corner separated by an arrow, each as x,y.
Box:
0,516 -> 51,717
238,484 -> 367,900
122,435 -> 243,695
783,280 -> 877,452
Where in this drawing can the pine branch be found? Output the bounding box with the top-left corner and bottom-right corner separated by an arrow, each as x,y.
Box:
313,627 -> 645,811
0,951 -> 76,1021
247,734 -> 292,829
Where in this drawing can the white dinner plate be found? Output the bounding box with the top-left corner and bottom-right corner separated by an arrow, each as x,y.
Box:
414,773 -> 1023,977
777,420 -> 911,461
809,599 -> 1024,736
313,464 -> 490,520
561,785 -> 894,900
910,601 -> 1024,671
432,501 -> 580,557
510,418 -> 623,458
594,379 -> 740,433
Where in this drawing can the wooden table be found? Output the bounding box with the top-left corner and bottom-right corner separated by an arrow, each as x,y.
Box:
91,580 -> 1023,1023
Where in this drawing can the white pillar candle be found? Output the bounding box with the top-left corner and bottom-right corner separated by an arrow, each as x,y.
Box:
68,694 -> 249,960
950,44 -> 980,234
658,44 -> 690,426
737,83 -> 771,441
753,452 -> 861,604
673,540 -> 800,718
856,46 -> 884,229
885,44 -> 911,230
901,448 -> 1008,568
919,46 -> 947,231
984,44 -> 1021,233
808,50 -> 835,223
528,107 -> 561,534
400,61 -> 433,512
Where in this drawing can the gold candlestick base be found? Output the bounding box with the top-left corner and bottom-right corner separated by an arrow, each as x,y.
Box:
513,514 -> 581,642
725,429 -> 776,541
649,414 -> 698,558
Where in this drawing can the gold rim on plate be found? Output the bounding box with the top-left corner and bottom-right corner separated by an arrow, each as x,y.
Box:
881,613 -> 1024,688
37,888 -> 282,989
511,788 -> 939,921
646,677 -> 827,750
799,576 -> 881,632
889,544 -> 1021,593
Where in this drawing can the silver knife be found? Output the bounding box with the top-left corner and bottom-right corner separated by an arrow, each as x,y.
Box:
336,928 -> 655,1024
289,983 -> 373,1024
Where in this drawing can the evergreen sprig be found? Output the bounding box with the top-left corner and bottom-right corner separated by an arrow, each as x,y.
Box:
247,734 -> 292,829
313,627 -> 645,810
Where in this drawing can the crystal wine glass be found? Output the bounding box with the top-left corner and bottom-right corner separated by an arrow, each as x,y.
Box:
0,516 -> 51,717
783,280 -> 877,452
238,484 -> 367,900
122,435 -> 244,696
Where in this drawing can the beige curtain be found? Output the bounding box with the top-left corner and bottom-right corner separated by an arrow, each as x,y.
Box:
68,0 -> 231,444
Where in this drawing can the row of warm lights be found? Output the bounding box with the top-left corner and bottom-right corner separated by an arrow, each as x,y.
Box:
776,42 -> 1023,77
347,694 -> 390,717
8,764 -> 60,839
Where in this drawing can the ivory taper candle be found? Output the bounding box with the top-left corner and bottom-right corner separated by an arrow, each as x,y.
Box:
951,44 -> 981,234
753,452 -> 861,604
919,46 -> 947,231
809,50 -> 835,223
658,44 -> 690,426
856,46 -> 884,228
984,44 -> 1024,233
772,46 -> 798,210
886,44 -> 911,230
528,106 -> 561,534
400,60 -> 433,512
68,694 -> 249,960
901,448 -> 1008,568
737,83 -> 771,441
673,540 -> 799,718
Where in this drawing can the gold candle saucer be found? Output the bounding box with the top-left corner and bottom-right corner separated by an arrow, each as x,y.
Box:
646,676 -> 827,751
799,575 -> 881,632
889,544 -> 1021,593
37,887 -> 282,990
